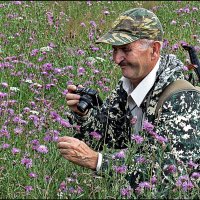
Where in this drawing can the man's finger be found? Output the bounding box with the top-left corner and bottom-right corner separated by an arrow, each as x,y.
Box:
66,93 -> 80,100
67,99 -> 80,106
57,136 -> 71,143
59,148 -> 70,154
67,85 -> 77,91
57,141 -> 71,149
77,84 -> 84,88
57,136 -> 80,143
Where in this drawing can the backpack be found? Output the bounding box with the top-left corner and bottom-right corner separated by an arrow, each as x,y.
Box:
155,79 -> 200,122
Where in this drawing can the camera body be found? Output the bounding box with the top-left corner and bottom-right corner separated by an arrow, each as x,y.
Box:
74,87 -> 103,113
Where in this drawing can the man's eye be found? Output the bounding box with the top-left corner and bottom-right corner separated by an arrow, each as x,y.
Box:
123,48 -> 131,52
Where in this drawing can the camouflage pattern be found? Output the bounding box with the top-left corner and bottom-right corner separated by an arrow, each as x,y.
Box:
67,54 -> 200,190
96,8 -> 163,46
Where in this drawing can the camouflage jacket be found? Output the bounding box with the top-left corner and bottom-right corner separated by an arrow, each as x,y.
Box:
68,54 -> 200,189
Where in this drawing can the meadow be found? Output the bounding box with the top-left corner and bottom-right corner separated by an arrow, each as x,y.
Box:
0,1 -> 199,199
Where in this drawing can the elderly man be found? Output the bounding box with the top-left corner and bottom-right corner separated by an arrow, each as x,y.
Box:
57,8 -> 200,190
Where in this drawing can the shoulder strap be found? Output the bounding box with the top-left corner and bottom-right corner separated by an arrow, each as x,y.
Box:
155,79 -> 198,121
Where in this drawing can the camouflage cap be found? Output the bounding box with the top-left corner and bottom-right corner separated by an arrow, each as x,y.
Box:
96,8 -> 163,46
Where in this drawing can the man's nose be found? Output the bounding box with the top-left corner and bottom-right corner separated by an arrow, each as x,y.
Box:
113,51 -> 125,65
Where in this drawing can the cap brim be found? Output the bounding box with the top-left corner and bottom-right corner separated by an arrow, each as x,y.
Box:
95,31 -> 139,46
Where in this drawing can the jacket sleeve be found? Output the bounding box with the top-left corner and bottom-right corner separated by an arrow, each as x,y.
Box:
68,81 -> 131,150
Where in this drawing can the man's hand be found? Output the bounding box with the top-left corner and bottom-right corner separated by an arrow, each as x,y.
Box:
57,136 -> 98,170
66,85 -> 87,116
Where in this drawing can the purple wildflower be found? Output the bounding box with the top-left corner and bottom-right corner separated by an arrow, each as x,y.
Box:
182,66 -> 188,71
66,65 -> 74,70
0,128 -> 10,139
43,134 -> 52,142
170,20 -> 177,25
103,86 -> 110,92
30,49 -> 39,56
44,175 -> 52,183
88,30 -> 94,41
143,120 -> 154,132
91,46 -> 99,52
150,176 -> 157,184
25,186 -> 33,194
1,143 -> 10,149
30,139 -> 40,146
66,177 -> 75,183
112,150 -> 126,159
54,68 -> 62,74
76,186 -> 83,194
191,172 -> 200,179
60,119 -> 71,128
14,127 -> 23,135
59,181 -> 67,192
68,186 -> 76,194
43,63 -> 53,71
50,111 -> 61,121
183,7 -> 190,13
48,42 -> 56,48
139,181 -> 152,189
30,101 -> 36,107
89,131 -> 102,140
77,49 -> 85,55
135,181 -> 153,194
62,89 -> 68,96
175,175 -> 193,191
21,157 -> 32,168
162,39 -> 169,48
23,107 -> 31,113
87,1 -> 92,6
187,160 -> 199,169
182,181 -> 194,191
172,43 -> 179,51
136,156 -> 146,164
192,7 -> 198,12
46,11 -> 54,26
37,145 -> 48,154
164,164 -> 177,174
120,185 -> 132,198
29,172 -> 37,178
80,22 -> 86,27
1,82 -> 8,88
179,40 -> 188,46
0,92 -> 7,98
90,21 -> 96,28
155,135 -> 168,144
131,134 -> 144,144
12,147 -> 21,155
77,67 -> 85,75
135,186 -> 142,194
113,165 -> 127,174
13,1 -> 22,5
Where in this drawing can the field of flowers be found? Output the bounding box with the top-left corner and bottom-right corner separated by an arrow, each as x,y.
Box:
0,1 -> 199,199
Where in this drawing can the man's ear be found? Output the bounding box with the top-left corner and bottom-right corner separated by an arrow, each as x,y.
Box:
151,41 -> 161,59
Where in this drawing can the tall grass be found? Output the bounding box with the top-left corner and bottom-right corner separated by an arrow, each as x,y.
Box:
0,1 -> 199,199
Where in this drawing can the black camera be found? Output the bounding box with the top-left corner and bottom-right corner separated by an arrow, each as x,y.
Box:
74,87 -> 103,113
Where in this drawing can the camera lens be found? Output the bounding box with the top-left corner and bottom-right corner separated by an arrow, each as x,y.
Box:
77,101 -> 89,113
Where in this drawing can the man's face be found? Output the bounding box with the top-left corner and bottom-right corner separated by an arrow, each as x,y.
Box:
112,40 -> 155,86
